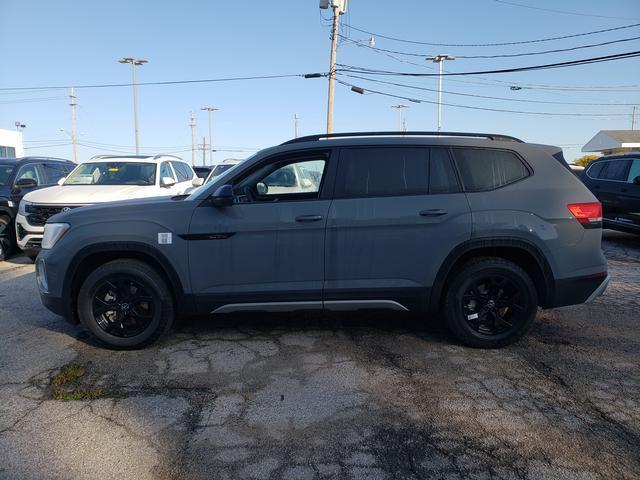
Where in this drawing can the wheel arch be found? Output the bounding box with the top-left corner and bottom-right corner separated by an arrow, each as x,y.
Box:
429,237 -> 555,312
63,242 -> 193,324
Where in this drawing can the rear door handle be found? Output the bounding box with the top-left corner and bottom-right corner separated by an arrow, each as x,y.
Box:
295,214 -> 324,222
419,209 -> 448,217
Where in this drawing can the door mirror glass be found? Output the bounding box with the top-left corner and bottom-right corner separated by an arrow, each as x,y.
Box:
161,176 -> 177,187
256,182 -> 268,196
211,184 -> 234,207
57,177 -> 66,186
192,177 -> 204,187
15,177 -> 38,189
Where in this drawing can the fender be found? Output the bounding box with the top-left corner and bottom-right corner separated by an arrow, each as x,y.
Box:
63,241 -> 195,322
428,236 -> 555,312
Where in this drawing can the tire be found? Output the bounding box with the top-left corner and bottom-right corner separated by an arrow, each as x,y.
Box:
77,259 -> 174,349
26,253 -> 38,263
0,216 -> 15,261
444,257 -> 538,349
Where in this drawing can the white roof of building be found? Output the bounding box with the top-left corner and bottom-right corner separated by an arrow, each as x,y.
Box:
582,130 -> 640,152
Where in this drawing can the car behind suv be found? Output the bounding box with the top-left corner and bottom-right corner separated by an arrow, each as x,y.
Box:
580,153 -> 640,234
0,156 -> 75,260
17,154 -> 200,258
35,132 -> 608,349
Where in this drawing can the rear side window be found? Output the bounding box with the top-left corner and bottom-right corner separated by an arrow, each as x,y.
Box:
600,160 -> 631,181
336,147 -> 429,198
453,148 -> 529,191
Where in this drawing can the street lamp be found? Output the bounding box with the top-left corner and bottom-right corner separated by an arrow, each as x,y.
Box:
200,106 -> 218,164
118,57 -> 148,154
391,104 -> 409,132
425,54 -> 455,131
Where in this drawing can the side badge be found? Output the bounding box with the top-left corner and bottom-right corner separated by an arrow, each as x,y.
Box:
158,232 -> 173,245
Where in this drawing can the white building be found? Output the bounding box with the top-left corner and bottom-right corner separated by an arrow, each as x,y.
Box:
582,130 -> 640,156
0,129 -> 24,158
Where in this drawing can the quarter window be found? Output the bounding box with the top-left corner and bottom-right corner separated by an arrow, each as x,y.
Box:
586,161 -> 605,179
453,148 -> 529,191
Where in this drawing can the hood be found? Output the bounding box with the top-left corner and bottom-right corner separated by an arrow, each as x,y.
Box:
23,185 -> 167,205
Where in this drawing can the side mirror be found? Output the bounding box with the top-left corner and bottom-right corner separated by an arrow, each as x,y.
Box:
211,184 -> 234,207
15,178 -> 38,189
256,182 -> 268,196
634,176 -> 640,185
161,176 -> 177,188
301,178 -> 313,188
192,177 -> 204,187
57,177 -> 66,186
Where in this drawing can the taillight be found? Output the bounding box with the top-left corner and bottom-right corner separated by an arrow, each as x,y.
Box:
567,202 -> 602,228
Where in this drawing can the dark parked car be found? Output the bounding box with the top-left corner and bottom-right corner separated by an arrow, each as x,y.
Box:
0,156 -> 75,260
36,131 -> 608,350
581,153 -> 640,234
193,166 -> 212,179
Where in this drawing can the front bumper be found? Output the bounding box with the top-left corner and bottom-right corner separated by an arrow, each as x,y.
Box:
15,213 -> 44,251
36,249 -> 76,322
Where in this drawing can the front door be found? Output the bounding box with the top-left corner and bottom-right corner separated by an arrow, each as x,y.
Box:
187,150 -> 334,313
324,146 -> 471,312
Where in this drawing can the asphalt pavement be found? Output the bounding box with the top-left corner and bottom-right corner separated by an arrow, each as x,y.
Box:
0,230 -> 638,480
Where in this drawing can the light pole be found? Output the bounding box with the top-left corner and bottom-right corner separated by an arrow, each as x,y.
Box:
200,107 -> 218,164
320,0 -> 348,134
425,54 -> 455,131
118,57 -> 147,154
391,104 -> 408,132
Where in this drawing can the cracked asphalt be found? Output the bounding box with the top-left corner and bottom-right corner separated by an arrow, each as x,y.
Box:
0,230 -> 639,480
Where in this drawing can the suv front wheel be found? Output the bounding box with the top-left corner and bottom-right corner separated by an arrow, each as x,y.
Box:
77,259 -> 174,349
444,257 -> 538,348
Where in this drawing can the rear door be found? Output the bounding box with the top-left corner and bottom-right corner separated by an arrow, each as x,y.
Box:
617,158 -> 640,227
324,146 -> 471,311
586,159 -> 632,216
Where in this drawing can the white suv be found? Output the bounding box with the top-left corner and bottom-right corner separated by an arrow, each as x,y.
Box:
16,155 -> 200,258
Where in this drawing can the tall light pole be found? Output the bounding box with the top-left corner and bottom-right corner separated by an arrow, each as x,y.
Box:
118,57 -> 147,154
294,113 -> 300,138
391,104 -> 408,132
200,107 -> 218,164
189,112 -> 196,166
426,54 -> 455,131
320,0 -> 348,134
69,88 -> 78,162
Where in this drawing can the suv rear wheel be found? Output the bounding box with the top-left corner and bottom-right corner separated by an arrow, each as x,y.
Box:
444,257 -> 538,348
77,259 -> 174,349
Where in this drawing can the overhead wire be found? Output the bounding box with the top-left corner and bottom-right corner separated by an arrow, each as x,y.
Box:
491,0 -> 640,21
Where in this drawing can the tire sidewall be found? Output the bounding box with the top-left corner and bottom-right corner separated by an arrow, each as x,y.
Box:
0,216 -> 14,261
77,261 -> 173,349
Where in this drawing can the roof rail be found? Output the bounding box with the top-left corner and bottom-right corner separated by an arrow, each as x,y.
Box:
152,154 -> 183,161
281,131 -> 524,145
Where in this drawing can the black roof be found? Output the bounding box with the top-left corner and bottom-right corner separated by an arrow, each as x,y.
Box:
0,156 -> 74,165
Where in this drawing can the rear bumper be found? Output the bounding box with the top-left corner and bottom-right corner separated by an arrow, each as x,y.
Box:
549,273 -> 609,308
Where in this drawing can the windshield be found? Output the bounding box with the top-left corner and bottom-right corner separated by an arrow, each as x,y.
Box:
0,164 -> 15,186
64,162 -> 156,186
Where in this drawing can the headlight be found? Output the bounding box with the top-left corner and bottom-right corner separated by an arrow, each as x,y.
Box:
42,223 -> 70,249
18,200 -> 31,216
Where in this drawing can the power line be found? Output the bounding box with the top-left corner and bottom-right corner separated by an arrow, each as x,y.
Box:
337,50 -> 640,77
0,96 -> 65,104
339,33 -> 640,59
335,78 -> 632,118
492,0 -> 640,21
342,22 -> 640,47
0,73 -> 309,92
339,73 -> 639,106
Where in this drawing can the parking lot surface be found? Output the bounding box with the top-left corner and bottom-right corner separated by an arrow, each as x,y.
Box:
0,230 -> 638,480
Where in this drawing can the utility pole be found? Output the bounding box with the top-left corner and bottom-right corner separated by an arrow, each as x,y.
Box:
189,112 -> 196,166
426,54 -> 455,131
202,137 -> 206,166
200,106 -> 218,164
118,57 -> 148,154
632,106 -> 637,130
391,104 -> 408,132
294,113 -> 300,138
321,0 -> 348,134
69,88 -> 78,162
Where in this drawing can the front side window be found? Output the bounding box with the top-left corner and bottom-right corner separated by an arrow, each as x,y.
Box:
335,147 -> 429,198
64,162 -> 156,186
42,163 -> 68,185
0,164 -> 15,186
172,162 -> 193,182
15,164 -> 42,185
453,148 -> 529,191
160,162 -> 175,181
627,159 -> 640,183
233,157 -> 326,202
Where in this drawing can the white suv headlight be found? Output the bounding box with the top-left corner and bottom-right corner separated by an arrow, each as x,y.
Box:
42,223 -> 70,249
18,200 -> 31,216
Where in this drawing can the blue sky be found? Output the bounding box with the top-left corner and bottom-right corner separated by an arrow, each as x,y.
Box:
1,0 -> 639,163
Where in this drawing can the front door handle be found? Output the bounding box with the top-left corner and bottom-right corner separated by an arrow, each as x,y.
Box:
419,209 -> 448,217
295,214 -> 324,222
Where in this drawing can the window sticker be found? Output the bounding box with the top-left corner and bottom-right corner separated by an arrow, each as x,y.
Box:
158,232 -> 172,245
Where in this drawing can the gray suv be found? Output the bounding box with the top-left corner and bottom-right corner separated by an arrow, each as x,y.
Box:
36,132 -> 609,349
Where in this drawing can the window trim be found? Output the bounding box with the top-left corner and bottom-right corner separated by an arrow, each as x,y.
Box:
586,159 -> 633,183
333,145 -> 462,200
221,149 -> 334,204
449,146 -> 532,193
